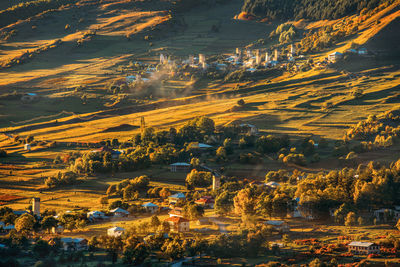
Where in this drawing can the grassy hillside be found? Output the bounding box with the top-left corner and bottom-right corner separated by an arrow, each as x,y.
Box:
0,0 -> 399,213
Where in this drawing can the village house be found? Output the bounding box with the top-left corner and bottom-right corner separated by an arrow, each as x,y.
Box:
195,196 -> 215,209
264,220 -> 290,233
168,192 -> 186,204
189,142 -> 213,150
373,208 -> 400,222
239,123 -> 258,135
170,162 -> 191,172
348,241 -> 380,255
142,202 -> 158,213
110,207 -> 129,217
165,217 -> 190,233
21,93 -> 39,103
13,210 -> 28,216
60,238 -> 88,251
265,181 -> 280,188
24,144 -> 31,151
328,51 -> 342,62
87,211 -> 107,221
358,47 -> 368,55
169,207 -> 184,218
107,226 -> 125,237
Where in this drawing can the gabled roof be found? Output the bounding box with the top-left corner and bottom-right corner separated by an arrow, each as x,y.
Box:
329,51 -> 342,56
195,198 -> 214,204
266,181 -> 280,187
265,220 -> 286,226
142,202 -> 158,208
13,210 -> 28,216
170,162 -> 191,166
110,208 -> 129,214
197,143 -> 213,148
87,211 -> 104,216
348,241 -> 376,247
60,237 -> 87,243
169,208 -> 183,216
169,192 -> 186,199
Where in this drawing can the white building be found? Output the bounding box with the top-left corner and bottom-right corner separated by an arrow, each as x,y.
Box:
348,242 -> 380,255
110,207 -> 129,217
170,162 -> 191,172
24,144 -> 31,151
328,51 -> 343,62
264,220 -> 290,232
142,202 -> 158,213
87,211 -> 106,221
107,226 -> 125,237
60,238 -> 88,251
266,181 -> 280,188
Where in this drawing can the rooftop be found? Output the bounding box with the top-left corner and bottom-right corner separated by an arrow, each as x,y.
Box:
348,241 -> 376,247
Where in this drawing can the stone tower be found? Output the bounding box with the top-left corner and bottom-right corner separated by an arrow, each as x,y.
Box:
212,175 -> 221,191
32,197 -> 40,217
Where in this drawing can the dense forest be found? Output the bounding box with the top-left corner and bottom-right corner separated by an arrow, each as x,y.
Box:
241,0 -> 393,20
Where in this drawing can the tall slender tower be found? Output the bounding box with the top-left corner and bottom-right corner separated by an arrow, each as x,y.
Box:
212,176 -> 221,191
32,197 -> 40,217
274,49 -> 279,61
265,52 -> 270,62
199,54 -> 205,64
290,44 -> 295,55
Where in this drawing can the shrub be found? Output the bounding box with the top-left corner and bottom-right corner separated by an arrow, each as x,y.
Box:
0,149 -> 7,157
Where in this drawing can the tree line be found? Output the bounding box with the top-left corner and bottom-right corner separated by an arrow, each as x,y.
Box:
241,0 -> 393,21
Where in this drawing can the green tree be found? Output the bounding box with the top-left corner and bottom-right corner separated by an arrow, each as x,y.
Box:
183,202 -> 204,219
215,191 -> 234,215
234,188 -> 257,216
122,243 -> 149,265
41,216 -> 58,233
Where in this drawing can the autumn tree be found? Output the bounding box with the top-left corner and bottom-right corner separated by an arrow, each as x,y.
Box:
214,191 -> 234,215
234,188 -> 257,216
41,216 -> 58,233
345,212 -> 357,227
15,213 -> 35,233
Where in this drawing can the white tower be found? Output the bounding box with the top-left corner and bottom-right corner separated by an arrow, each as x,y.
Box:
199,54 -> 205,64
290,44 -> 295,55
265,52 -> 269,62
274,49 -> 279,61
32,197 -> 40,217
